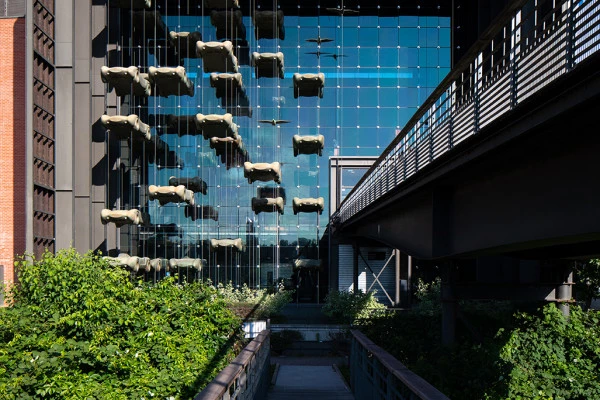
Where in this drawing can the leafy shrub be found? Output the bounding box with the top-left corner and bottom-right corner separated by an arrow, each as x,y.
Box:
356,286 -> 516,400
413,277 -> 441,316
322,290 -> 387,324
217,282 -> 292,320
488,304 -> 600,399
328,330 -> 352,355
358,299 -> 600,399
0,249 -> 243,399
575,258 -> 600,309
270,330 -> 304,354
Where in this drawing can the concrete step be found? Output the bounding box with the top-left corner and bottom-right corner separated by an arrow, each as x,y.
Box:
281,341 -> 333,357
267,389 -> 354,400
267,365 -> 354,400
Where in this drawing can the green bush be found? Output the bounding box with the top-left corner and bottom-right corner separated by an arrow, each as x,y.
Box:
217,282 -> 292,320
329,330 -> 352,355
575,258 -> 600,309
357,303 -> 512,399
488,304 -> 600,399
413,277 -> 441,316
358,299 -> 600,399
0,249 -> 242,399
356,277 -> 516,400
322,290 -> 387,324
270,330 -> 304,353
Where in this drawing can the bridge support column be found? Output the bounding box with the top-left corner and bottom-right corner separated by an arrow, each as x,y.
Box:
395,249 -> 401,306
407,255 -> 413,307
353,242 -> 359,293
556,264 -> 574,317
441,263 -> 457,345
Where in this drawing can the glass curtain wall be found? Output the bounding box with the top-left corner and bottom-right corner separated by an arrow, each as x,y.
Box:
106,0 -> 450,297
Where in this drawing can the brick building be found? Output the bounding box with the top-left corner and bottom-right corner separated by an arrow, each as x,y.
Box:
0,6 -> 26,295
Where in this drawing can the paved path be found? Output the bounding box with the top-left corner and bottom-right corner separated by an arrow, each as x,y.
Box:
272,356 -> 348,366
267,358 -> 354,400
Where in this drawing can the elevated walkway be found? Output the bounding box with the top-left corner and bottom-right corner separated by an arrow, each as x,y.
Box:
198,322 -> 448,399
267,304 -> 354,399
333,0 -> 600,259
268,358 -> 353,400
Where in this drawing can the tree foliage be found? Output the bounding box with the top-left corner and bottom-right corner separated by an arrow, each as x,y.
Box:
575,259 -> 600,309
358,296 -> 600,399
489,304 -> 600,399
217,282 -> 293,320
322,290 -> 387,324
357,302 -> 510,399
413,277 -> 442,316
0,249 -> 242,399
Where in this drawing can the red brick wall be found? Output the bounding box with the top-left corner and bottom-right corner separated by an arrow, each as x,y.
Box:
0,18 -> 26,287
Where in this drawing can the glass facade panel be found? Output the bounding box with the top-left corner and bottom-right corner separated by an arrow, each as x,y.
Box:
340,167 -> 370,203
111,1 -> 450,292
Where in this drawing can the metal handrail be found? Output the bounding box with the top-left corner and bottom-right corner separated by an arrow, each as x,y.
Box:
335,0 -> 600,226
195,329 -> 270,400
350,329 -> 450,399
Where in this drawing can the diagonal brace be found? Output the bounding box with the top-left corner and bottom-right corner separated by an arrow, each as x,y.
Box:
358,249 -> 395,305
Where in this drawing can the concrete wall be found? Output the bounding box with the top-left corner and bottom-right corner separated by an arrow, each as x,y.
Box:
54,0 -> 115,255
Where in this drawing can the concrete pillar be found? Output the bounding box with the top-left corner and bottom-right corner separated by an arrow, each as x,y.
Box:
353,242 -> 359,293
407,255 -> 413,307
441,262 -> 457,345
557,264 -> 574,316
395,249 -> 401,306
72,0 -> 93,254
54,0 -> 75,252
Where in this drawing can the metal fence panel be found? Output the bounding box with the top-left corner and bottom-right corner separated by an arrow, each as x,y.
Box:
195,330 -> 271,400
350,330 -> 450,400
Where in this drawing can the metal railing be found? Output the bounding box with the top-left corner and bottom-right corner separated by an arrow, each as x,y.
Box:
350,330 -> 449,400
335,0 -> 600,226
195,330 -> 270,400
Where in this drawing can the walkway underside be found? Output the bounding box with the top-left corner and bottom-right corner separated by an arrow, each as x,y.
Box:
338,54 -> 600,260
